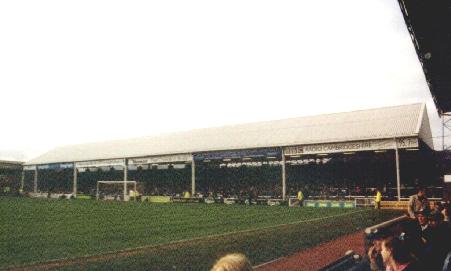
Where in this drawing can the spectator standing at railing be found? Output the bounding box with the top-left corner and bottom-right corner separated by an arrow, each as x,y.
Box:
431,201 -> 444,215
410,209 -> 450,270
416,210 -> 428,228
443,202 -> 450,222
407,187 -> 430,219
355,185 -> 361,196
426,212 -> 451,271
415,210 -> 433,260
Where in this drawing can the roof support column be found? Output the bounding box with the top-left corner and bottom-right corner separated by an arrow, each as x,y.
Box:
191,159 -> 196,196
281,148 -> 286,201
34,168 -> 38,193
443,115 -> 445,150
123,159 -> 128,201
134,181 -> 137,202
96,181 -> 99,200
394,139 -> 401,201
20,170 -> 25,193
73,166 -> 77,197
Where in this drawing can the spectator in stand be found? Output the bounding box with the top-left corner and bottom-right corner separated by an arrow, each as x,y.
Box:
428,212 -> 445,229
410,209 -> 451,271
426,212 -> 451,271
416,210 -> 434,245
442,202 -> 450,223
380,236 -> 423,271
355,185 -> 361,196
431,201 -> 444,215
417,211 -> 437,262
397,219 -> 425,264
408,187 -> 430,219
210,253 -> 253,271
416,211 -> 430,232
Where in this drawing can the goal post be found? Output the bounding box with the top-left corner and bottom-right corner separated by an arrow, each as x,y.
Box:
96,181 -> 137,201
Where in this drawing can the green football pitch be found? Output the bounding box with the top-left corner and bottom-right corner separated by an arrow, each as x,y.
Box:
0,197 -> 401,270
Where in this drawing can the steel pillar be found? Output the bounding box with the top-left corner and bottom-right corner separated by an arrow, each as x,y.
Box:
191,160 -> 196,196
123,159 -> 128,200
281,148 -> 286,200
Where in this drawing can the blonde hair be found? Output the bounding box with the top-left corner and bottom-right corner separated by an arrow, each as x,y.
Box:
211,253 -> 253,271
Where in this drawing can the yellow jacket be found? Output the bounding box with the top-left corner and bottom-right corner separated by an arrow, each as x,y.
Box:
375,191 -> 382,202
297,191 -> 304,201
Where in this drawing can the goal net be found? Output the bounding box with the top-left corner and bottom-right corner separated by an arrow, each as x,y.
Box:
96,181 -> 137,201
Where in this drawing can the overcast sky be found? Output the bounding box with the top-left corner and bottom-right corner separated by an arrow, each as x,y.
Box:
0,0 -> 446,161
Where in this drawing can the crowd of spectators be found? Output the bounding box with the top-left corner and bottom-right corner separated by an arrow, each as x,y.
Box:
20,157 -> 443,201
359,188 -> 451,271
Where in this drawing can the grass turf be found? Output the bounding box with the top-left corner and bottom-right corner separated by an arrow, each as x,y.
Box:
0,197 -> 401,270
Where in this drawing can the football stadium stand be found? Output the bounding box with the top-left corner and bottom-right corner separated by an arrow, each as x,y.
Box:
21,103 -> 445,202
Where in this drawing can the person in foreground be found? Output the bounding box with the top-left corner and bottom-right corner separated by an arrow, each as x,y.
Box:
211,253 -> 253,271
380,236 -> 423,271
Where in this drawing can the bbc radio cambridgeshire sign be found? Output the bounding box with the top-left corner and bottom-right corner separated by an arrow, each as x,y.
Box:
284,137 -> 418,155
128,154 -> 193,165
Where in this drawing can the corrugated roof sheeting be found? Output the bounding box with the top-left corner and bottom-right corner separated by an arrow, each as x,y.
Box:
26,103 -> 428,165
418,106 -> 434,149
